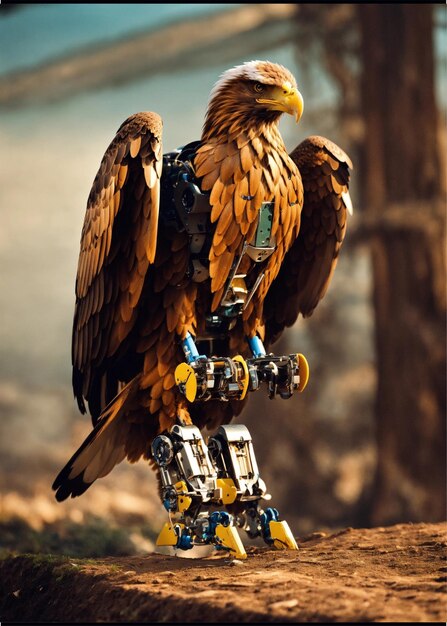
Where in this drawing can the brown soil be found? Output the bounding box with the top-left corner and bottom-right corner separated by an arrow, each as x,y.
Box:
1,522 -> 446,623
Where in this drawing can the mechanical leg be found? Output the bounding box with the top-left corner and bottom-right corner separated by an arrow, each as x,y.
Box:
151,424 -> 247,559
152,423 -> 298,558
152,331 -> 306,558
208,424 -> 298,551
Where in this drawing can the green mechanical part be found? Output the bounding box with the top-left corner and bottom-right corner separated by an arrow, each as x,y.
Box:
253,202 -> 275,247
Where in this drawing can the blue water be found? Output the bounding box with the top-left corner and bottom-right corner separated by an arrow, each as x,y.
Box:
0,3 -> 238,75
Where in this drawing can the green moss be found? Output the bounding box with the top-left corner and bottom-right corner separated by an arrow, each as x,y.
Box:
106,563 -> 124,572
0,516 -> 140,558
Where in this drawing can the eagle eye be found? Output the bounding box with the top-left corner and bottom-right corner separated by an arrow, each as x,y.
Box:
254,83 -> 264,93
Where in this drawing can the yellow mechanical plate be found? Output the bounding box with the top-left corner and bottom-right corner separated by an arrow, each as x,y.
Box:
174,480 -> 192,512
174,362 -> 197,402
215,524 -> 247,559
269,520 -> 299,551
233,355 -> 249,400
216,478 -> 238,504
297,353 -> 310,392
156,522 -> 184,547
175,480 -> 188,493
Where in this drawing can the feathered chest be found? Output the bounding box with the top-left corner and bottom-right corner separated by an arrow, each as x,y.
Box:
160,138 -> 303,322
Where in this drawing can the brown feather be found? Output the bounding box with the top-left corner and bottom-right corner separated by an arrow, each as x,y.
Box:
211,250 -> 234,292
72,112 -> 162,422
234,190 -> 246,222
150,397 -> 162,414
201,169 -> 220,191
211,287 -> 224,312
166,306 -> 180,333
130,136 -> 141,158
151,378 -> 164,401
117,165 -> 128,188
215,200 -> 234,238
143,164 -> 157,189
213,238 -> 228,257
195,155 -> 217,179
220,182 -> 236,207
220,154 -> 238,185
249,165 -> 262,197
240,144 -> 254,174
163,372 -> 175,390
210,178 -> 224,208
224,219 -> 241,248
250,136 -> 264,159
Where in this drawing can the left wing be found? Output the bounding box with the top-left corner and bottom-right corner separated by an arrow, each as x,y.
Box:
263,135 -> 353,346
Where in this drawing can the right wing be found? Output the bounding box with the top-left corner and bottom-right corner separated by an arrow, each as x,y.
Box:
72,112 -> 163,422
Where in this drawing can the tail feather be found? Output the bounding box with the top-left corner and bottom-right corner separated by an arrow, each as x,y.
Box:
53,377 -> 139,501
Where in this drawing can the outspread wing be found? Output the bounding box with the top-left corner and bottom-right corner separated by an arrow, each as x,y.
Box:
72,112 -> 163,422
263,135 -> 353,345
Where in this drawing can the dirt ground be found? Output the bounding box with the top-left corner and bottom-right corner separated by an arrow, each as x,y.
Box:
1,521 -> 446,623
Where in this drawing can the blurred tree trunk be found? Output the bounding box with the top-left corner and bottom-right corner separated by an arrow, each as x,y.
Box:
359,5 -> 446,525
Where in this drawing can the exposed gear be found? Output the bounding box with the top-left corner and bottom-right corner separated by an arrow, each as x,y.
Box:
175,332 -> 309,403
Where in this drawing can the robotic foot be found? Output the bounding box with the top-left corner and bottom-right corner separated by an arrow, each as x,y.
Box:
151,422 -> 298,559
267,516 -> 298,551
155,511 -> 247,559
237,505 -> 298,551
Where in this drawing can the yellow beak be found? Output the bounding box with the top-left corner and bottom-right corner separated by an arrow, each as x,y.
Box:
256,84 -> 304,123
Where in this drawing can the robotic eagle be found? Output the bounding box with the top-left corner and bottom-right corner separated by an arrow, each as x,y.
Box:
53,61 -> 352,559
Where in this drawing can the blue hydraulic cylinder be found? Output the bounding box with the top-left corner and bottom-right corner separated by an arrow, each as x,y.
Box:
248,335 -> 266,358
181,332 -> 200,363
176,531 -> 193,551
260,507 -> 279,543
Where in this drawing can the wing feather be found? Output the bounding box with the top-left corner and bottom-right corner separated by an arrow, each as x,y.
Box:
73,112 -> 162,421
264,135 -> 353,346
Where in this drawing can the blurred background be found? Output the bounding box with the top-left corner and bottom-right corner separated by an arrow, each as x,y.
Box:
0,3 -> 445,557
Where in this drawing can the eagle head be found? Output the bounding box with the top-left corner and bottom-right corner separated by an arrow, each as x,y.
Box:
203,60 -> 304,138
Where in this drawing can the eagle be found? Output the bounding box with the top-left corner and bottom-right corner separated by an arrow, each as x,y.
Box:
53,60 -> 352,502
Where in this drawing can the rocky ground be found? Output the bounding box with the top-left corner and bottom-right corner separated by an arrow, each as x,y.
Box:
1,521 -> 445,623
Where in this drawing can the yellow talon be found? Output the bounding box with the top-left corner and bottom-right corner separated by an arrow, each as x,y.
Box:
156,522 -> 184,547
269,520 -> 299,550
215,523 -> 247,559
